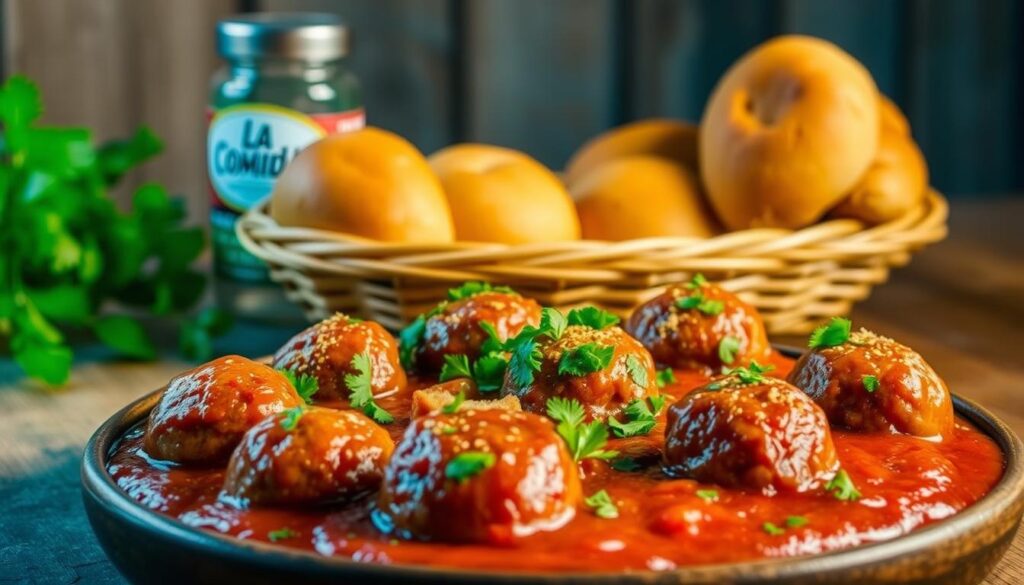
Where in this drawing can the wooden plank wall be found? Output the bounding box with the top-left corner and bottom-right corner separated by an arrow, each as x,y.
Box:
2,0 -> 1021,227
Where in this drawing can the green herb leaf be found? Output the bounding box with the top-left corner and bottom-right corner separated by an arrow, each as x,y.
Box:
473,354 -> 507,393
445,451 -> 496,482
762,522 -> 785,536
280,369 -> 319,404
862,375 -> 880,393
478,320 -> 505,354
718,336 -> 741,365
566,306 -> 620,330
447,281 -> 516,301
808,317 -> 852,349
675,293 -> 724,315
539,307 -> 567,340
786,515 -> 808,528
398,315 -> 426,371
280,406 -> 305,432
439,354 -> 474,382
508,338 -> 543,389
584,490 -> 619,519
826,469 -> 861,501
442,389 -> 466,414
611,457 -> 642,472
608,396 -> 664,438
728,360 -> 775,385
13,341 -> 72,386
93,315 -> 156,360
267,528 -> 297,542
344,352 -> 394,424
625,355 -> 649,388
558,343 -> 614,377
696,489 -> 719,502
546,397 -> 618,461
655,368 -> 676,388
688,273 -> 708,289
97,126 -> 163,185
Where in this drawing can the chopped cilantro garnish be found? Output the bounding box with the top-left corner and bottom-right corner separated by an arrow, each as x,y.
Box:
625,355 -> 648,387
762,521 -> 785,536
279,406 -> 305,432
826,469 -> 861,501
507,338 -> 543,389
566,306 -> 620,330
445,451 -> 495,482
862,375 -> 880,393
688,273 -> 708,288
442,389 -> 466,414
696,489 -> 719,502
808,317 -> 852,349
584,490 -> 619,519
279,369 -> 319,404
608,395 -> 666,438
611,457 -> 642,472
398,315 -> 427,370
539,307 -> 568,340
675,293 -> 724,315
558,343 -> 614,377
718,336 -> 741,365
473,354 -> 508,392
479,321 -> 505,355
655,368 -> 676,388
546,397 -> 618,461
728,360 -> 775,385
344,352 -> 394,424
786,515 -> 808,528
447,281 -> 516,301
268,528 -> 297,542
439,354 -> 474,382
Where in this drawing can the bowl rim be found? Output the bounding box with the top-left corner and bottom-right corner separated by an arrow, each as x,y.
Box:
81,347 -> 1024,583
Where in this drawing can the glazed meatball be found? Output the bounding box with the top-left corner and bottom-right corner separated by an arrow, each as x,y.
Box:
377,409 -> 581,544
144,356 -> 302,465
664,375 -> 839,494
222,406 -> 394,506
502,324 -> 658,420
273,313 -> 406,402
625,277 -> 770,372
788,328 -> 954,439
407,289 -> 541,373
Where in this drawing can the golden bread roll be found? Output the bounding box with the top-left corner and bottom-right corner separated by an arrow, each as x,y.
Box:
428,143 -> 580,244
879,95 -> 910,136
700,35 -> 880,230
571,155 -> 719,240
831,130 -> 928,224
270,127 -> 455,242
564,119 -> 699,187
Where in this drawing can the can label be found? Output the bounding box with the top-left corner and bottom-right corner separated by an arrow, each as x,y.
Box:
207,104 -> 365,282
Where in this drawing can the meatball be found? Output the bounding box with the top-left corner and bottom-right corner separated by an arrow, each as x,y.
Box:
409,290 -> 541,373
222,407 -> 394,506
664,376 -> 838,494
502,324 -> 659,420
625,277 -> 770,372
787,329 -> 954,439
377,409 -> 581,544
144,356 -> 302,465
273,313 -> 406,402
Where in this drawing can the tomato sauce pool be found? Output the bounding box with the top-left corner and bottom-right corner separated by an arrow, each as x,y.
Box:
107,354 -> 1004,572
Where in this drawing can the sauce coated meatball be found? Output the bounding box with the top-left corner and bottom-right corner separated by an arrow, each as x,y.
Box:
222,407 -> 394,506
625,277 -> 770,372
664,375 -> 839,493
502,323 -> 658,420
144,356 -> 302,465
377,409 -> 581,544
273,313 -> 406,402
407,289 -> 541,373
788,328 -> 953,439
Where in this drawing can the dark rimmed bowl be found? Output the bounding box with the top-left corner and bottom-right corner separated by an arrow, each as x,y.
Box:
82,351 -> 1024,585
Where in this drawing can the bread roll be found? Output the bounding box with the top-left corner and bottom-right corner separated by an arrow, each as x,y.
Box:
571,156 -> 719,240
879,95 -> 910,136
428,144 -> 580,244
700,35 -> 880,230
565,119 -> 699,187
832,128 -> 928,225
270,127 -> 455,242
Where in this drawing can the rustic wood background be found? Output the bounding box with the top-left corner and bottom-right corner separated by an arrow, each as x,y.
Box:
2,0 -> 1021,226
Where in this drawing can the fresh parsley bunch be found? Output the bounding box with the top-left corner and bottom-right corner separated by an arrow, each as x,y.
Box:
0,75 -> 229,385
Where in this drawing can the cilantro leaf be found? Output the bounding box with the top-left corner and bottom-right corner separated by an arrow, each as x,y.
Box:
478,320 -> 505,354
557,342 -> 614,377
546,397 -> 618,461
762,522 -> 785,536
344,352 -> 394,424
267,528 -> 297,542
862,375 -> 880,393
826,469 -> 861,501
786,515 -> 809,528
675,293 -> 724,315
625,355 -> 648,387
398,315 -> 426,371
507,338 -> 542,389
688,273 -> 708,289
280,369 -> 319,404
445,451 -> 496,482
566,306 -> 620,330
584,490 -> 619,519
611,457 -> 642,472
439,354 -> 474,382
718,336 -> 741,364
655,368 -> 676,388
809,317 -> 852,349
442,389 -> 466,414
447,281 -> 516,301
539,307 -> 567,340
280,406 -> 305,432
729,360 -> 775,385
608,396 -> 664,438
473,354 -> 507,393
696,489 -> 718,502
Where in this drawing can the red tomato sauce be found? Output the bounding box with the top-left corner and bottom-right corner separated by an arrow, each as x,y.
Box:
107,353 -> 1004,572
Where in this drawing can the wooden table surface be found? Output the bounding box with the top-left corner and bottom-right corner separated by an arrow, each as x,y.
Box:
1,197 -> 1022,584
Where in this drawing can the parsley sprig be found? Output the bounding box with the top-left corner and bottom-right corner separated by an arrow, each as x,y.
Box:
344,352 -> 394,424
566,306 -> 620,330
268,528 -> 297,542
862,375 -> 880,393
279,369 -> 319,404
546,397 -> 618,461
608,395 -> 667,438
436,321 -> 511,393
826,469 -> 861,501
584,490 -> 619,519
280,406 -> 305,432
558,342 -> 614,376
445,451 -> 495,482
0,75 -> 230,385
447,281 -> 516,301
655,368 -> 676,388
718,336 -> 741,364
808,317 -> 852,349
504,307 -> 567,389
675,293 -> 725,316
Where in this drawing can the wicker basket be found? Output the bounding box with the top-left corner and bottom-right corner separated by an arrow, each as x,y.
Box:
236,191 -> 947,335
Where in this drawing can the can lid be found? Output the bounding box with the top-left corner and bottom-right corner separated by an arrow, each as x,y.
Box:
217,13 -> 350,62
